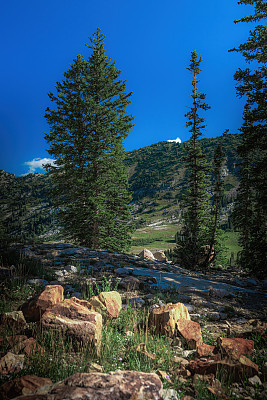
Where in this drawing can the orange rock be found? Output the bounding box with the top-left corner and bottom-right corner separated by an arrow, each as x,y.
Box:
216,337 -> 254,359
41,298 -> 102,354
0,374 -> 52,399
148,303 -> 190,336
188,354 -> 259,382
21,285 -> 64,322
86,291 -> 122,319
196,343 -> 216,357
176,319 -> 203,349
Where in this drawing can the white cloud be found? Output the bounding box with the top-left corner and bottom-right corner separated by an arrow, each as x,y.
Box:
23,157 -> 56,174
167,137 -> 182,144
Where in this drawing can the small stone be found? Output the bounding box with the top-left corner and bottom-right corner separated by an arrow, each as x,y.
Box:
65,265 -> 78,273
208,312 -> 221,321
248,375 -> 262,386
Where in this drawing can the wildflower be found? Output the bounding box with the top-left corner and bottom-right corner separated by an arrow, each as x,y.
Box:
118,357 -> 123,361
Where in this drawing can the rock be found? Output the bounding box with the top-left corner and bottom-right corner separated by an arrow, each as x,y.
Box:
209,287 -> 233,298
0,311 -> 26,330
41,298 -> 102,354
148,303 -> 191,336
87,291 -> 122,319
153,251 -> 167,262
248,375 -> 262,386
0,375 -> 52,399
118,276 -> 143,290
208,311 -> 221,321
17,337 -> 44,357
115,267 -> 130,275
65,265 -> 78,273
216,337 -> 254,359
196,344 -> 216,357
27,279 -> 49,286
13,371 -> 164,399
138,249 -> 155,260
160,388 -> 179,400
128,297 -> 145,308
0,352 -> 25,375
171,356 -> 189,366
188,355 -> 259,382
176,319 -> 203,349
21,285 -> 64,322
86,363 -> 103,373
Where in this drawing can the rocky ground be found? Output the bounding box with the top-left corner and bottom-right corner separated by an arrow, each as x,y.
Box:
0,242 -> 266,399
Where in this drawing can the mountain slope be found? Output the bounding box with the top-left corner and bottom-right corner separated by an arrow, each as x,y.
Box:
0,133 -> 242,241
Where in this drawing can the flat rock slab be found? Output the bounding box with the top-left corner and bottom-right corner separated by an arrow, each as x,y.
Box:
13,371 -> 164,400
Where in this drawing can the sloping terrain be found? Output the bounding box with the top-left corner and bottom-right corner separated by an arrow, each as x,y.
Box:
0,133 -> 242,242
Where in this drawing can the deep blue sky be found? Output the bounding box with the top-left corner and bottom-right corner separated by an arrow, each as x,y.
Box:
0,0 -> 254,176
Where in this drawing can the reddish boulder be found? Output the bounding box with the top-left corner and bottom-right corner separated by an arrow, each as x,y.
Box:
196,343 -> 216,357
41,298 -> 102,354
176,319 -> 203,349
0,375 -> 52,399
21,285 -> 64,322
10,371 -> 164,399
216,337 -> 254,359
149,303 -> 190,336
188,355 -> 259,382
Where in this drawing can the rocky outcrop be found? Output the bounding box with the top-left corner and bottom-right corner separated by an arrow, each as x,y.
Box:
149,303 -> 190,336
11,371 -> 164,400
41,297 -> 102,353
138,248 -> 155,260
20,285 -> 64,322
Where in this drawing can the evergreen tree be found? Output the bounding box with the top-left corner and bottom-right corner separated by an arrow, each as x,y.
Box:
45,29 -> 134,251
174,51 -> 212,269
230,1 -> 267,276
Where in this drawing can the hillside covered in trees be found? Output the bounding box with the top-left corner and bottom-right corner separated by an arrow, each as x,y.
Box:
0,133 -> 241,242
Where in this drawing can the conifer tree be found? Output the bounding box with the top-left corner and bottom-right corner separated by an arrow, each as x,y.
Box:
230,1 -> 267,276
174,51 -> 211,269
45,29 -> 134,251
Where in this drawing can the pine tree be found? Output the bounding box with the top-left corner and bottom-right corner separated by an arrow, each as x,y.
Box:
45,29 -> 134,251
230,1 -> 267,276
174,51 -> 212,269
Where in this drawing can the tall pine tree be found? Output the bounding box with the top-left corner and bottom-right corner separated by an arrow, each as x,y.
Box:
230,1 -> 267,276
174,51 -> 212,269
45,29 -> 134,251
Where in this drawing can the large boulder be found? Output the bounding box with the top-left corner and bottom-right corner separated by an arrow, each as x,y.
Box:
149,303 -> 190,336
41,298 -> 102,354
86,291 -> 122,319
138,249 -> 155,260
153,251 -> 168,262
216,337 -> 254,359
20,285 -> 64,322
11,371 -> 164,399
0,352 -> 25,375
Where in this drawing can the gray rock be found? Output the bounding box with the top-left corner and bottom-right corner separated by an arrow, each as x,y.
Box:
115,267 -> 130,275
208,312 -> 221,321
65,265 -> 78,273
248,375 -> 262,386
71,292 -> 82,299
128,298 -> 145,308
160,388 -> 179,400
27,278 -> 49,286
183,303 -> 194,313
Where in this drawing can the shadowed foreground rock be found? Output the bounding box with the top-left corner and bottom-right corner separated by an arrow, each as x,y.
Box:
0,375 -> 52,399
13,371 -> 164,400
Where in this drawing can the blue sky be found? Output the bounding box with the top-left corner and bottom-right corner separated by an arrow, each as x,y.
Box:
0,0 -> 254,176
